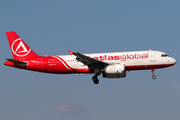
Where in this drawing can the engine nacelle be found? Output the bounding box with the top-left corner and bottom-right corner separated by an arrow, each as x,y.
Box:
104,63 -> 125,74
102,63 -> 126,78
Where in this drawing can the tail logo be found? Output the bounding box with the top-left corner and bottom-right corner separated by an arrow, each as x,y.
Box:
11,38 -> 31,57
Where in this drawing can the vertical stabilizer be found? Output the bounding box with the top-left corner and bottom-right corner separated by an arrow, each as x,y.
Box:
6,31 -> 40,59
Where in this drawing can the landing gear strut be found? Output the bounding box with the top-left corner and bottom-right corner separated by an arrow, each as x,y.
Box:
151,69 -> 156,79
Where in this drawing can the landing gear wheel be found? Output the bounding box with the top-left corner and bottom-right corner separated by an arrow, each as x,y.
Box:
152,75 -> 156,79
92,76 -> 99,84
151,69 -> 156,79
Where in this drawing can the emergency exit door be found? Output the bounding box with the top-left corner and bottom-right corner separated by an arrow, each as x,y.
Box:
150,52 -> 156,62
37,58 -> 43,68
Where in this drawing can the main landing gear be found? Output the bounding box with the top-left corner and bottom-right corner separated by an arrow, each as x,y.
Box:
92,75 -> 99,84
151,69 -> 156,79
92,68 -> 101,84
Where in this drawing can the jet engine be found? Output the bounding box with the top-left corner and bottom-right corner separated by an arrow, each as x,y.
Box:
102,63 -> 126,78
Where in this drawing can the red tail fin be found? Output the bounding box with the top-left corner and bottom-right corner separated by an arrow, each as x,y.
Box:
6,31 -> 40,59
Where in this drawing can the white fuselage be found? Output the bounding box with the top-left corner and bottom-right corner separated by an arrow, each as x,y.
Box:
57,50 -> 176,70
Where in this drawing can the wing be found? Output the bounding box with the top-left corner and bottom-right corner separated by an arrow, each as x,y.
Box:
68,50 -> 108,69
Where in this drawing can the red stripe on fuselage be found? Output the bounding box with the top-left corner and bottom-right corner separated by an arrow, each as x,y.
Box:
125,64 -> 175,71
53,56 -> 75,70
40,56 -> 76,74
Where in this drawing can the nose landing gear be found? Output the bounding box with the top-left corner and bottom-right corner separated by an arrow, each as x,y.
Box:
151,69 -> 156,79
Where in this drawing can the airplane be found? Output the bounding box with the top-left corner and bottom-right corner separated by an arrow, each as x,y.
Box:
4,31 -> 176,84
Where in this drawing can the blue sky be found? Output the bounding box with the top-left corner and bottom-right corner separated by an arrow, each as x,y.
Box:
0,0 -> 179,120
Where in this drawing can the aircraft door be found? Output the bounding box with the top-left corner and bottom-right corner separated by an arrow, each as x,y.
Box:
150,52 -> 156,62
37,58 -> 43,68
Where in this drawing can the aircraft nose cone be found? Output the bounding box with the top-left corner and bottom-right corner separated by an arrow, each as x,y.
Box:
171,58 -> 176,65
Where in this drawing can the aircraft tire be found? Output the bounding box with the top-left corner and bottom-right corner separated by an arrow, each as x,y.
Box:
92,76 -> 99,84
152,75 -> 156,79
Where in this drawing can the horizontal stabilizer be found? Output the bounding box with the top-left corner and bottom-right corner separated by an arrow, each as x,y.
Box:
6,59 -> 28,65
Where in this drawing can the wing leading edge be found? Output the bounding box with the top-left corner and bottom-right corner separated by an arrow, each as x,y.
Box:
69,50 -> 108,69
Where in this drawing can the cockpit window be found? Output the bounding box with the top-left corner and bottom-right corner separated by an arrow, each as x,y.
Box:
161,54 -> 169,57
